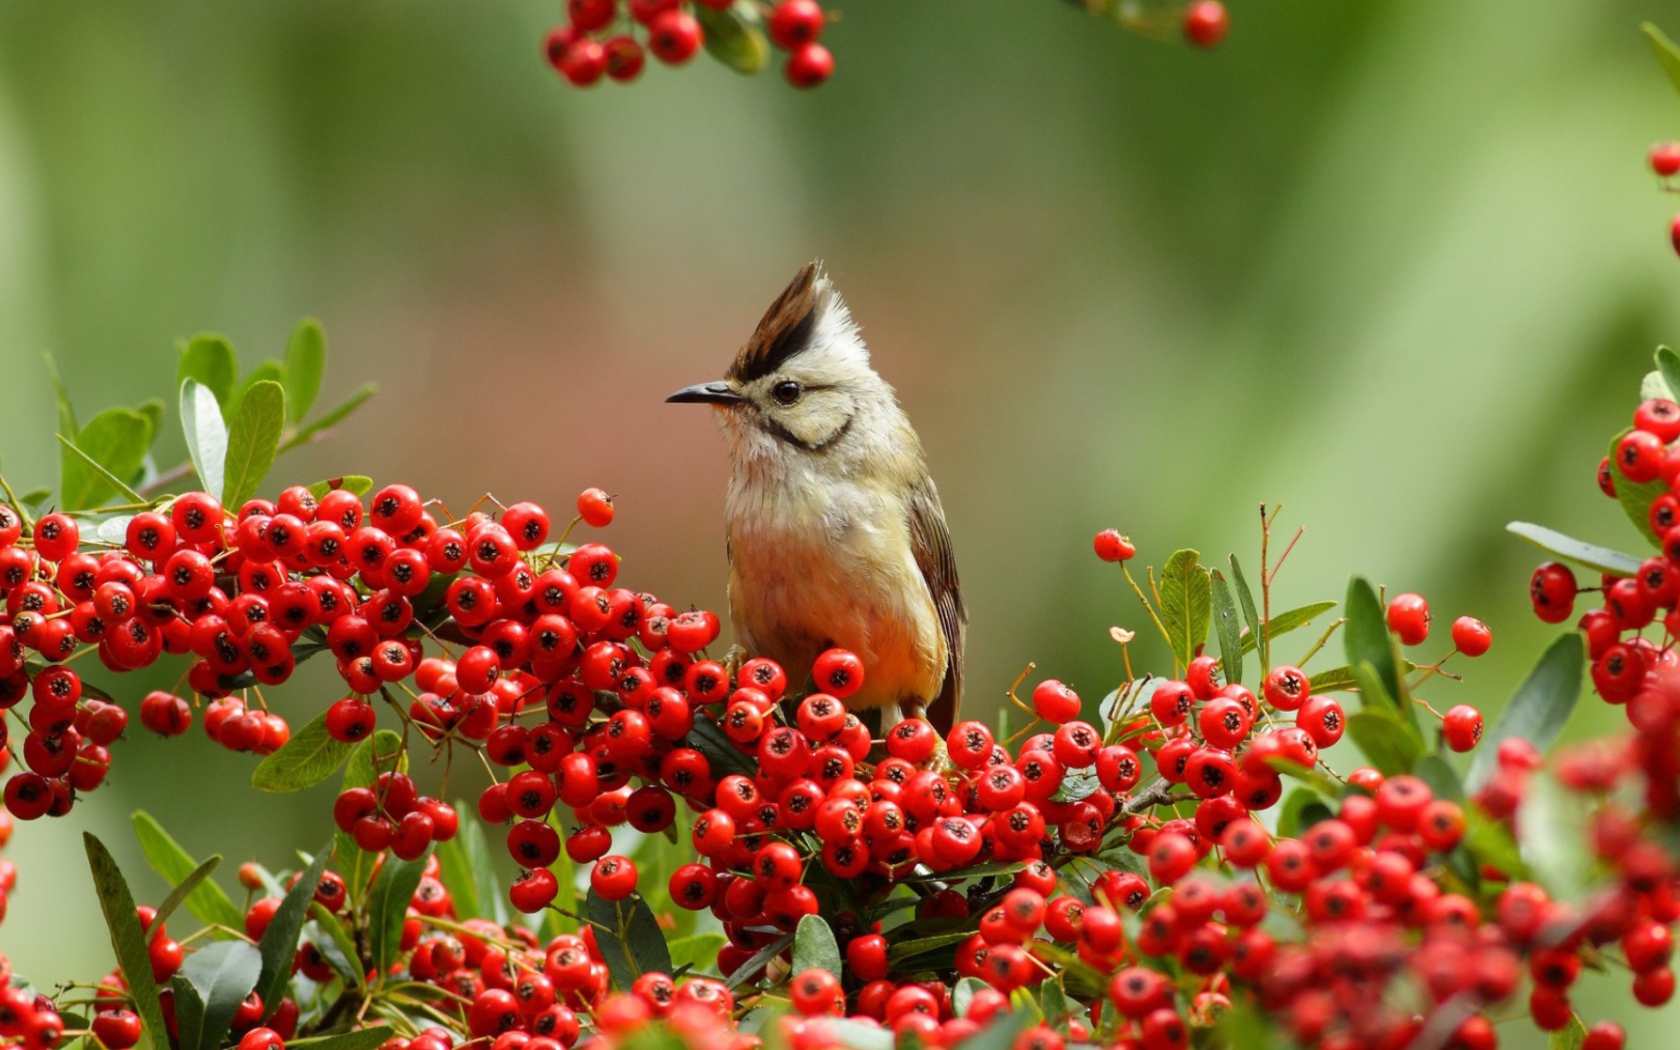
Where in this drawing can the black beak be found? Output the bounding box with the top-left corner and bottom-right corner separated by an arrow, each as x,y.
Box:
666,381 -> 745,406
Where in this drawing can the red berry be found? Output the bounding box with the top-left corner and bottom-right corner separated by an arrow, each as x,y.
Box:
32,514 -> 78,562
1093,529 -> 1136,562
604,37 -> 645,82
769,0 -> 824,49
591,855 -> 638,900
1182,1 -> 1228,47
1653,142 -> 1680,177
1385,592 -> 1430,645
1583,1021 -> 1626,1050
812,648 -> 864,698
568,0 -> 614,30
577,488 -> 615,527
1529,562 -> 1576,624
1617,429 -> 1665,482
1450,615 -> 1491,656
647,10 -> 702,65
1031,679 -> 1081,724
785,42 -> 833,88
509,867 -> 559,914
1442,704 -> 1483,752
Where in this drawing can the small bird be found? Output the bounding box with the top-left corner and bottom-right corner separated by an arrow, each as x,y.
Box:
667,261 -> 965,734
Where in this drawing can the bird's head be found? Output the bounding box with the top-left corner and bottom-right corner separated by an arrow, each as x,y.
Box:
667,261 -> 897,461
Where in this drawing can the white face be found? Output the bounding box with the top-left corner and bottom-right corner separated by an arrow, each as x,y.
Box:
730,355 -> 866,452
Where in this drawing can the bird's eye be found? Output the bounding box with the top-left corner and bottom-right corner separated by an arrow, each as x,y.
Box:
771,381 -> 802,406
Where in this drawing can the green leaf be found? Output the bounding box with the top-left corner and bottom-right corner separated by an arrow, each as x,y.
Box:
229,361 -> 286,423
688,715 -> 756,779
1466,633 -> 1585,793
901,860 -> 1028,884
256,847 -> 331,1019
286,1029 -> 395,1050
1228,556 -> 1265,669
84,833 -> 171,1050
222,380 -> 286,507
1506,522 -> 1643,577
58,435 -> 144,506
1240,601 -> 1339,654
176,940 -> 262,1050
308,902 -> 363,986
1643,22 -> 1680,99
1039,980 -> 1070,1027
134,404 -> 166,453
150,858 -> 224,937
280,383 -> 377,453
953,1006 -> 1030,1050
1266,757 -> 1340,800
306,476 -> 374,501
1209,570 -> 1244,689
791,914 -> 841,977
887,930 -> 975,967
1307,665 -> 1358,693
434,830 -> 483,923
823,1021 -> 894,1050
1414,753 -> 1466,804
1463,808 -> 1531,882
1346,705 -> 1424,778
1548,1014 -> 1587,1050
460,811 -> 508,927
1209,1000 -> 1281,1050
1518,772 -> 1593,903
178,335 -> 239,408
179,379 -> 228,499
668,933 -> 726,976
588,890 -> 673,989
953,977 -> 988,1019
1608,427 -> 1668,549
284,319 -> 326,425
367,844 -> 432,974
171,977 -> 205,1050
1158,549 -> 1211,671
695,2 -> 771,74
1277,788 -> 1334,839
1344,577 -> 1413,726
131,811 -> 244,933
60,409 -> 152,511
252,710 -> 355,793
334,730 -> 407,903
1658,346 -> 1680,404
43,350 -> 77,440
723,930 -> 794,990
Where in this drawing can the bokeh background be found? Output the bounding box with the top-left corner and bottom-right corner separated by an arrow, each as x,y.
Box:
0,0 -> 1679,1043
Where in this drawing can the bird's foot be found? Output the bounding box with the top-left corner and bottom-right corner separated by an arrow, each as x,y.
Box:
721,644 -> 748,681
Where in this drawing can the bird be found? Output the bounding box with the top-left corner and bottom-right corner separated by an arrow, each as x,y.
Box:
667,261 -> 965,735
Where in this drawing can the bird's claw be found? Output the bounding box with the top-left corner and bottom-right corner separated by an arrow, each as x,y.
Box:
722,644 -> 748,681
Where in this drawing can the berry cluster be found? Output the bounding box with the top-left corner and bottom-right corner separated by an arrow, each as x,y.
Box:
542,0 -> 833,89
18,335 -> 1680,1050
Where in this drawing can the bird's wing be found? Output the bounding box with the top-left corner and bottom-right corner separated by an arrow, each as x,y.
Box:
908,476 -> 965,734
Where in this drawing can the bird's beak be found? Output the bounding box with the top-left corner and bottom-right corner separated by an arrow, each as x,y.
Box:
666,381 -> 745,406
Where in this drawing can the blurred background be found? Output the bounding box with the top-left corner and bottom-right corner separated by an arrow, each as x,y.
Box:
0,0 -> 1678,1043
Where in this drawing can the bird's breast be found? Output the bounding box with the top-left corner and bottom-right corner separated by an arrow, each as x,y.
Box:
725,471 -> 945,709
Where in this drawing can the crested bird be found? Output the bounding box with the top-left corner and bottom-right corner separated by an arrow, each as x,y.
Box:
667,261 -> 965,734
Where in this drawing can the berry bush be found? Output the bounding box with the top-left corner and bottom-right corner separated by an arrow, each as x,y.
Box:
0,314 -> 1677,1050
538,0 -> 1232,90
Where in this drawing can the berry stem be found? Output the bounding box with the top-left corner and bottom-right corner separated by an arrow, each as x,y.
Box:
1119,565 -> 1173,654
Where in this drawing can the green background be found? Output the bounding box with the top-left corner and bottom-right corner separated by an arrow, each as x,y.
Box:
1,0 -> 1679,1044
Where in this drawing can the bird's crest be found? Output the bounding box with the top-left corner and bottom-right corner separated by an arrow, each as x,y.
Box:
728,261 -> 849,383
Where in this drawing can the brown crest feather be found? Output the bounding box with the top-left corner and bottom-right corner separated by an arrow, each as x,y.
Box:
728,261 -> 827,383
